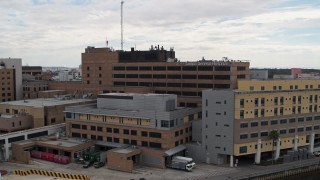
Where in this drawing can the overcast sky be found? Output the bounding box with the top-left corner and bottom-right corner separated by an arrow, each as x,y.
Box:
1,0 -> 319,68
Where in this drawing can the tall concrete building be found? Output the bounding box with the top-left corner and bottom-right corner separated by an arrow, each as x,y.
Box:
0,58 -> 23,101
201,79 -> 320,166
50,46 -> 250,107
65,93 -> 201,172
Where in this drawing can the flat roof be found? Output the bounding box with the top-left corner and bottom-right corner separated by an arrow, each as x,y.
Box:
98,93 -> 173,97
112,146 -> 139,154
0,98 -> 95,108
15,137 -> 93,148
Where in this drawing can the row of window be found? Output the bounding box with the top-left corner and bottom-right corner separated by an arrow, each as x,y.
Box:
71,132 -> 162,149
240,125 -> 319,140
249,84 -> 320,91
113,65 -> 244,71
240,116 -> 320,128
240,95 -> 319,107
114,81 -> 231,89
240,105 -> 319,118
113,74 -> 233,80
71,124 -> 162,138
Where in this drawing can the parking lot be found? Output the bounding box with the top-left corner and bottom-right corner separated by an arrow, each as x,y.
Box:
0,159 -> 240,180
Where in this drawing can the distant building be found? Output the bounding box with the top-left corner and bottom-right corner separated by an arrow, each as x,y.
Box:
22,66 -> 42,76
0,58 -> 23,101
291,68 -> 302,78
0,98 -> 95,128
250,69 -> 268,80
65,93 -> 201,172
50,46 -> 250,107
23,80 -> 49,99
58,70 -> 81,82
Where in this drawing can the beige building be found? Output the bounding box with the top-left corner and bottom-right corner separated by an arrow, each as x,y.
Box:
0,114 -> 32,133
201,79 -> 320,166
0,98 -> 95,129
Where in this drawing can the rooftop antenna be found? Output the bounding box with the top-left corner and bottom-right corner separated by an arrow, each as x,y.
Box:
106,36 -> 108,47
121,1 -> 124,51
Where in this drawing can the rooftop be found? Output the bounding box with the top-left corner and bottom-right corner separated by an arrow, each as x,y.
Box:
0,98 -> 95,108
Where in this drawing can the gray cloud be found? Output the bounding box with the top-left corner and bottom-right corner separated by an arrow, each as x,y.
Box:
0,0 -> 319,68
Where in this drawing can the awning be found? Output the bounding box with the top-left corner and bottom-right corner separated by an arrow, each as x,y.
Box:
95,141 -> 124,148
164,145 -> 186,156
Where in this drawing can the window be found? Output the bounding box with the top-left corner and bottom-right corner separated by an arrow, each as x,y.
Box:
123,129 -> 129,135
271,120 -> 278,125
306,126 -> 312,131
114,138 -> 119,143
123,139 -> 130,144
261,132 -> 268,137
126,66 -> 138,70
240,99 -> 244,107
240,123 -> 248,128
142,141 -> 148,147
250,133 -> 258,138
97,126 -> 103,132
240,134 -> 248,139
91,126 -> 96,131
306,117 -> 312,121
315,116 -> 320,120
289,128 -> 295,133
314,126 -> 320,130
289,118 -> 296,123
114,128 -> 119,134
297,127 -> 304,132
91,135 -> 96,140
97,136 -> 103,141
161,120 -> 169,128
82,125 -> 87,130
71,124 -> 80,129
239,146 -> 247,154
149,132 -> 161,138
153,66 -> 166,71
166,66 -> 181,71
106,127 -> 112,133
251,122 -> 258,127
107,137 -> 112,142
280,129 -> 286,134
298,117 -> 304,122
240,110 -> 244,118
280,119 -> 287,124
131,130 -> 137,135
261,121 -> 268,126
149,142 -> 162,148
141,131 -> 148,137
131,140 -> 137,145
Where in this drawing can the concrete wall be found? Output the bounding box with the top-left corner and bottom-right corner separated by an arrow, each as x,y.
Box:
250,70 -> 268,80
97,94 -> 177,112
202,90 -> 235,164
186,143 -> 206,163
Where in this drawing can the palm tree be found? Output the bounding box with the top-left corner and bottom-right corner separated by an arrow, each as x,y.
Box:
269,130 -> 280,163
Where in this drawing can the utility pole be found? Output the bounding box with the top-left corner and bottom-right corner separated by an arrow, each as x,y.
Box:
121,1 -> 124,51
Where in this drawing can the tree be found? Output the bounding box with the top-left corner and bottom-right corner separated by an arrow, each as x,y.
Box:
269,130 -> 280,163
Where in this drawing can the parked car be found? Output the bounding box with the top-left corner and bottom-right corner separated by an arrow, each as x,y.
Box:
83,160 -> 95,168
313,151 -> 320,157
94,161 -> 105,168
76,157 -> 85,164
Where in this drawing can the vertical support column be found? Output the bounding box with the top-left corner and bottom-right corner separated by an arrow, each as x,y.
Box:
309,132 -> 315,153
230,155 -> 234,167
255,139 -> 262,164
4,138 -> 9,161
275,138 -> 281,160
293,135 -> 298,151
